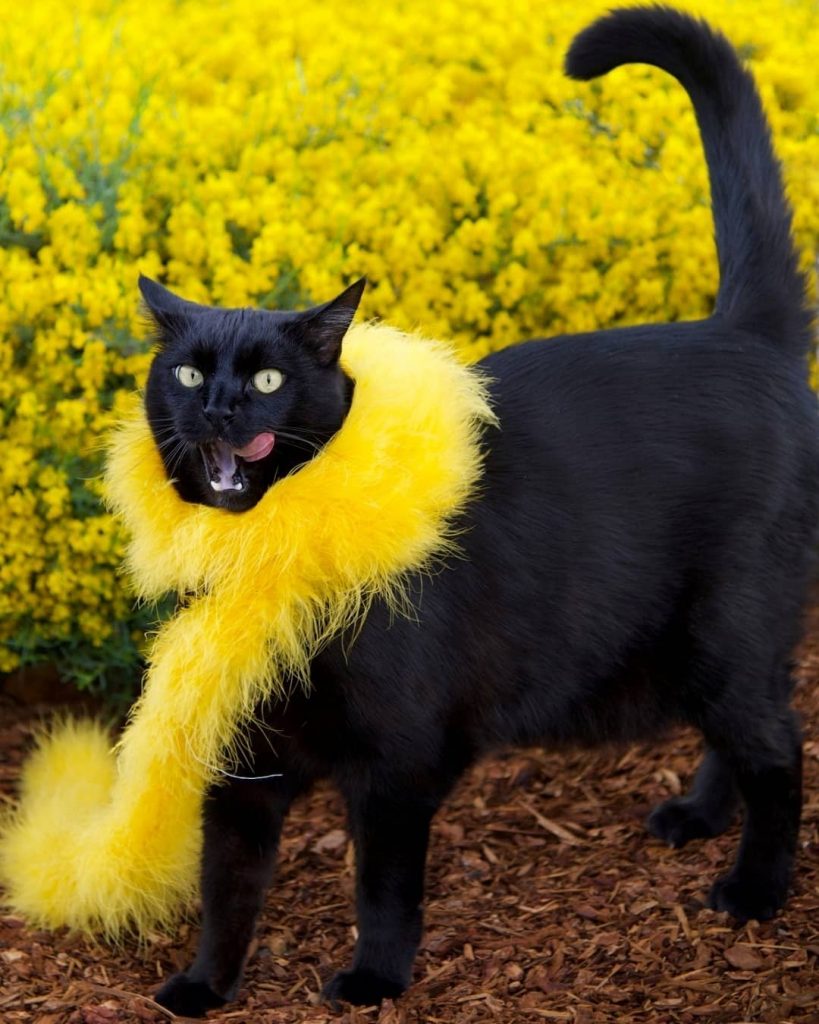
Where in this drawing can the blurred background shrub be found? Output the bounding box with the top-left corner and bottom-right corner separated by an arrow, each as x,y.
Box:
1,0 -> 817,700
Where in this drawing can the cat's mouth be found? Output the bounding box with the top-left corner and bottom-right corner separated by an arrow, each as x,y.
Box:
201,433 -> 276,493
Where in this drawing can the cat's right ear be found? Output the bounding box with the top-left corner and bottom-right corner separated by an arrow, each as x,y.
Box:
138,275 -> 205,338
298,277 -> 367,366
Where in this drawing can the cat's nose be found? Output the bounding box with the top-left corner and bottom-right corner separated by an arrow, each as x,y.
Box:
203,402 -> 236,431
203,387 -> 239,428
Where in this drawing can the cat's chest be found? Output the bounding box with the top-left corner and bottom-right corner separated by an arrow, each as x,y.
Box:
250,652 -> 385,774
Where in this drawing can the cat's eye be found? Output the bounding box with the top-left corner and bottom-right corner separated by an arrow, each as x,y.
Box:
252,368 -> 284,394
174,365 -> 204,388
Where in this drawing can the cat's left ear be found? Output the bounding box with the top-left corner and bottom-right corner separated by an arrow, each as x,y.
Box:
138,275 -> 207,338
299,278 -> 366,366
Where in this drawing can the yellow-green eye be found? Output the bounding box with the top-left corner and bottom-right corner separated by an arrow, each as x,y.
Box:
252,368 -> 284,394
174,365 -> 204,388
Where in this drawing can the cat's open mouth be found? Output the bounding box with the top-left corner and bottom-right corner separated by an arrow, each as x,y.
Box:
201,433 -> 276,493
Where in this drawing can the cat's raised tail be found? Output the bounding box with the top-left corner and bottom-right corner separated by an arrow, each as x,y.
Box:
565,5 -> 811,353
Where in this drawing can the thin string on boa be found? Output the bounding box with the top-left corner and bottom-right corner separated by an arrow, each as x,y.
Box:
0,322 -> 495,937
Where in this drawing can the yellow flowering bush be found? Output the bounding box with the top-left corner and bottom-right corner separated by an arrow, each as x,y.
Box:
1,0 -> 818,694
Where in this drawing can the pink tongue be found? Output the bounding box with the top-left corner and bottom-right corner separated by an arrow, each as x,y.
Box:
236,432 -> 275,462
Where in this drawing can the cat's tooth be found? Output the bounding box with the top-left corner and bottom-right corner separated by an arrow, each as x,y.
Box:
210,474 -> 243,493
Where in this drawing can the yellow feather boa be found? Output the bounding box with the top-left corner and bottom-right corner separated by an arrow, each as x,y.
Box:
0,322 -> 494,937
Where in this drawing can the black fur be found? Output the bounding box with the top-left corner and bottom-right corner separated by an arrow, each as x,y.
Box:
565,6 -> 812,349
154,7 -> 818,1014
141,276 -> 363,512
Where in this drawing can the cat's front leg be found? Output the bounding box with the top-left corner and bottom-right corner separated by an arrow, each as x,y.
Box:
322,788 -> 442,1007
156,771 -> 308,1017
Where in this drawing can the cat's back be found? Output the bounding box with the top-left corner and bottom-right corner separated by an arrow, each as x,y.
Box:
462,315 -> 819,657
477,317 -> 818,507
279,316 -> 818,763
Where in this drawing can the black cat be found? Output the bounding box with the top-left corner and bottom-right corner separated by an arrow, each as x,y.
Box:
149,7 -> 818,1014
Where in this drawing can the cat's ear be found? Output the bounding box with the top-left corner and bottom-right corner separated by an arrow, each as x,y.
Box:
138,275 -> 206,338
298,278 -> 366,366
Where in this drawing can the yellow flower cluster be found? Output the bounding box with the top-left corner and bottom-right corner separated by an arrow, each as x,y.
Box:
1,0 -> 818,687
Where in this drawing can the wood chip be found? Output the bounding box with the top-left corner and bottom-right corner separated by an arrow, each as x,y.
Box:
5,594 -> 819,1022
723,944 -> 765,971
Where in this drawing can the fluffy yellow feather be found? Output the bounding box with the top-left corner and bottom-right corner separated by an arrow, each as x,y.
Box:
0,322 -> 494,936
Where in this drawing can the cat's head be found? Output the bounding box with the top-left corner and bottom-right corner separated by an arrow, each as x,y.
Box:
140,275 -> 365,512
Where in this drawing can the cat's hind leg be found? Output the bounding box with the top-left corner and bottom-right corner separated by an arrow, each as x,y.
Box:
706,702 -> 801,921
681,565 -> 805,922
647,747 -> 739,848
155,770 -> 308,1017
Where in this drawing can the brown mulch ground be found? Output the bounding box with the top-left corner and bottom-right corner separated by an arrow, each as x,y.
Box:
3,610 -> 819,1024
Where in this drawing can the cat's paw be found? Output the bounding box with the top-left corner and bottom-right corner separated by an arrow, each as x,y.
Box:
647,796 -> 732,848
154,972 -> 227,1017
322,967 -> 407,1007
709,870 -> 786,923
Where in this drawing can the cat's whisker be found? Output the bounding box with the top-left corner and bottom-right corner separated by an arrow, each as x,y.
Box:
156,435 -> 184,450
167,441 -> 193,478
274,426 -> 329,441
155,431 -> 182,446
273,430 -> 325,454
153,435 -> 193,479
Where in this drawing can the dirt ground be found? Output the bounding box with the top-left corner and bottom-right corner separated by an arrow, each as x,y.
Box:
3,607 -> 819,1024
